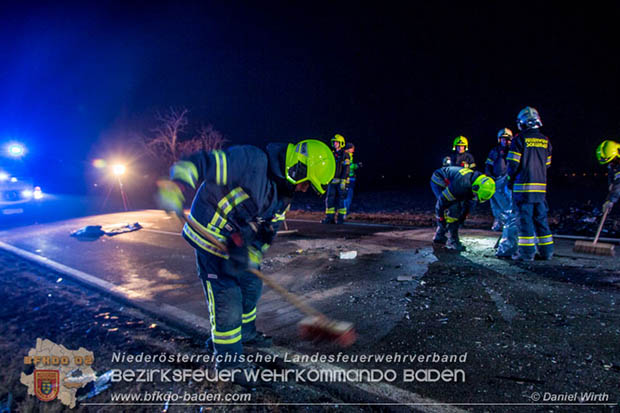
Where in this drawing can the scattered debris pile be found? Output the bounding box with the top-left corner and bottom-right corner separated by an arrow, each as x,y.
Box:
553,204 -> 620,238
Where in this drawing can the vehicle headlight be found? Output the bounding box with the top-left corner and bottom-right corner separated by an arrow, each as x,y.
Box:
21,189 -> 33,198
34,186 -> 43,200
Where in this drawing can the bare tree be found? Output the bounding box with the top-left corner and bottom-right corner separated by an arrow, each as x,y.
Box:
178,124 -> 228,157
138,107 -> 227,169
139,107 -> 189,166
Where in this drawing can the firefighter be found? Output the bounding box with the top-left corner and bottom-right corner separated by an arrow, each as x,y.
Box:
343,142 -> 359,213
322,134 -> 351,224
596,140 -> 620,212
157,140 -> 335,377
506,106 -> 553,261
485,128 -> 514,231
430,166 -> 496,250
443,136 -> 477,169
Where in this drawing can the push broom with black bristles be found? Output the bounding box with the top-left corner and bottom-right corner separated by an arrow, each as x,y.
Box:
177,212 -> 357,347
573,207 -> 615,256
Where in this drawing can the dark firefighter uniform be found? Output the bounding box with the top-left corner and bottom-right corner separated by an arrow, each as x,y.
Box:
445,152 -> 476,169
605,161 -> 620,205
506,130 -> 554,260
324,147 -> 351,222
430,166 -> 480,248
170,144 -> 292,365
344,143 -> 358,213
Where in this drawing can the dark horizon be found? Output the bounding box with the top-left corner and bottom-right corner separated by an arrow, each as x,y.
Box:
1,3 -> 619,193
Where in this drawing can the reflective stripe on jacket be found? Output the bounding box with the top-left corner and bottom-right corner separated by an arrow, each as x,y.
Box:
170,144 -> 292,257
431,166 -> 480,219
507,129 -> 552,202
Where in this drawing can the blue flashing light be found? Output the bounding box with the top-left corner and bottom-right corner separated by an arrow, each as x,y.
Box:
7,142 -> 25,158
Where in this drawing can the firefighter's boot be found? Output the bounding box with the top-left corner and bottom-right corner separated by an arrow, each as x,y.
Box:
433,223 -> 448,245
243,331 -> 273,348
322,215 -> 335,224
446,222 -> 465,251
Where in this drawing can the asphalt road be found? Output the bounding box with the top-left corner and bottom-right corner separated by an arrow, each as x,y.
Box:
0,210 -> 437,343
1,210 -> 618,412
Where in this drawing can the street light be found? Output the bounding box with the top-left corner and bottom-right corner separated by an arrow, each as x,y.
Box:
112,164 -> 126,176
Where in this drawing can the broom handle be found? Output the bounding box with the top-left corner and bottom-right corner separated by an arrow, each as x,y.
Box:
593,208 -> 610,245
248,268 -> 321,318
178,212 -> 322,318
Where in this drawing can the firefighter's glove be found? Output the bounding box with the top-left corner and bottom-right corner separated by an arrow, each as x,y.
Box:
248,246 -> 263,270
156,180 -> 184,216
225,245 -> 249,276
228,222 -> 258,252
340,180 -> 347,191
603,200 -> 614,213
256,222 -> 276,246
458,212 -> 469,225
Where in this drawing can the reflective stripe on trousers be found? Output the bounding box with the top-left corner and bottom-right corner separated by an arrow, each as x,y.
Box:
515,201 -> 554,259
196,252 -> 263,367
325,182 -> 347,216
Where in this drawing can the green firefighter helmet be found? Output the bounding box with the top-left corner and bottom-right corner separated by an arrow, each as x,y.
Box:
285,139 -> 336,195
452,135 -> 469,151
331,134 -> 346,148
472,175 -> 495,203
497,127 -> 514,141
596,140 -> 620,165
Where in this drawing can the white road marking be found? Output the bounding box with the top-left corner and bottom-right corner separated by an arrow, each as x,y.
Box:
0,239 -> 463,410
142,228 -> 182,236
0,241 -> 210,336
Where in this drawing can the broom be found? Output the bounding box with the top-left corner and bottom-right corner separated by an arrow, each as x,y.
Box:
276,219 -> 299,235
178,212 -> 357,347
573,207 -> 615,256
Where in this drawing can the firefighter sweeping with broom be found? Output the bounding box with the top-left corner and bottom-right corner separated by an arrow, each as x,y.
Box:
572,140 -> 620,256
157,140 -> 343,383
597,140 -> 620,213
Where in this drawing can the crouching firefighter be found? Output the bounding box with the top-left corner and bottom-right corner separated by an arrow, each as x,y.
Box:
157,140 -> 335,376
430,166 -> 496,251
323,134 -> 351,224
596,140 -> 620,213
507,106 -> 554,261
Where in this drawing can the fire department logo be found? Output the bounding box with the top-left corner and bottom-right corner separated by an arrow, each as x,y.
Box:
21,338 -> 95,408
34,370 -> 60,402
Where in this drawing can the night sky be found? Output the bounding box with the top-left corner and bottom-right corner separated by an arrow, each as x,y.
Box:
1,3 -> 619,191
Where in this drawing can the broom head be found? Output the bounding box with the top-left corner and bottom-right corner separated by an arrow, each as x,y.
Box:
573,240 -> 615,256
298,316 -> 357,347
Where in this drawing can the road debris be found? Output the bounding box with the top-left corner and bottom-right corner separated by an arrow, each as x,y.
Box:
76,370 -> 114,401
339,250 -> 357,259
70,223 -> 142,240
